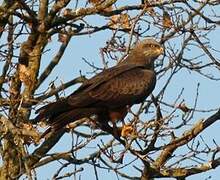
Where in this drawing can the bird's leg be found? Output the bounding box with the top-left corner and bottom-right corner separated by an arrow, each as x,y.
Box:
108,106 -> 128,136
112,122 -> 120,139
100,121 -> 125,145
96,113 -> 125,145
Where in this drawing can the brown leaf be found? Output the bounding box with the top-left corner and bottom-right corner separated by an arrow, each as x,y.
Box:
103,5 -> 113,12
108,14 -> 131,30
63,8 -> 72,17
143,0 -> 156,16
38,121 -> 48,128
163,10 -> 172,28
19,64 -> 32,86
177,103 -> 190,113
88,0 -> 100,5
88,0 -> 112,12
22,123 -> 33,130
18,123 -> 41,145
58,33 -> 68,43
121,125 -> 136,138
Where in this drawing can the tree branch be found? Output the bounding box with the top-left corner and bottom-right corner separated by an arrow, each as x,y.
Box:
154,109 -> 220,168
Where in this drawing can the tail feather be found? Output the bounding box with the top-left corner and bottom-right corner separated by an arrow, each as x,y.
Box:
40,108 -> 103,138
50,108 -> 102,129
34,99 -> 72,123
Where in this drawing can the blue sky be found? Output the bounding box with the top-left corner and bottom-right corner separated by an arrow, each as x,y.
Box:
34,31 -> 220,179
1,0 -> 220,179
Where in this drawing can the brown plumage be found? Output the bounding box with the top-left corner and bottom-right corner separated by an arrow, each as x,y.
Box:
35,39 -> 163,141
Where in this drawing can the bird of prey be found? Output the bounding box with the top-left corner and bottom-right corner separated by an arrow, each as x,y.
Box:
35,39 -> 163,142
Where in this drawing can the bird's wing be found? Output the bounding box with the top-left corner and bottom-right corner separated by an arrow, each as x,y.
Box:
73,64 -> 141,93
66,64 -> 143,106
35,64 -> 142,120
35,64 -> 155,122
35,64 -> 141,120
68,67 -> 156,108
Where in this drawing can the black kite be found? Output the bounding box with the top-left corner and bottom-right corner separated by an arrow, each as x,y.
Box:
35,39 -> 163,142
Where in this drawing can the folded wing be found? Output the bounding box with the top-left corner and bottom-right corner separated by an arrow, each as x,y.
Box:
35,64 -> 156,126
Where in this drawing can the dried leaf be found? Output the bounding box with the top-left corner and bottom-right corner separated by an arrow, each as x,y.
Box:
88,0 -> 112,12
163,10 -> 172,28
38,121 -> 48,128
19,64 -> 31,86
63,8 -> 72,17
177,103 -> 190,113
143,0 -> 156,16
103,5 -> 113,12
20,123 -> 41,144
14,135 -> 24,146
88,0 -> 101,5
121,125 -> 136,138
109,14 -> 131,30
58,33 -> 68,43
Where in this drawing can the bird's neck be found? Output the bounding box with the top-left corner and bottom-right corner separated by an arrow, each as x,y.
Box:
120,52 -> 155,70
144,61 -> 155,70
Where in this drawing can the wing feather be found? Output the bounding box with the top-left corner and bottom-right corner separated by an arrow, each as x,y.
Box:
36,64 -> 156,120
87,68 -> 156,108
70,64 -> 142,94
67,64 -> 144,107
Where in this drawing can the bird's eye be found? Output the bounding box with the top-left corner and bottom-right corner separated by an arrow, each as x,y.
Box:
144,44 -> 158,48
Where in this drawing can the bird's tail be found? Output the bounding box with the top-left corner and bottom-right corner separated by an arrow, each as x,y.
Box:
40,108 -> 102,138
34,99 -> 72,123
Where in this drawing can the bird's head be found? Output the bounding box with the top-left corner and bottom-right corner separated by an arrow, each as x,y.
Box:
135,39 -> 163,60
123,39 -> 163,69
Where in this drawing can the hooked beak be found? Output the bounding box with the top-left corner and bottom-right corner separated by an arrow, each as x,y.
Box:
158,46 -> 164,55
